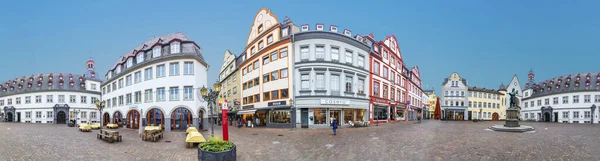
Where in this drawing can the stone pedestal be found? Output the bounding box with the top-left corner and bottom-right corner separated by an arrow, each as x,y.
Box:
504,109 -> 520,127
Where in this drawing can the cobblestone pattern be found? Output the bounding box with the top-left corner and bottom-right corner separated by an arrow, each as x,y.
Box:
1,121 -> 600,161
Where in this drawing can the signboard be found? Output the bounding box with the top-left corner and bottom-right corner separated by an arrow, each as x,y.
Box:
129,104 -> 138,109
242,105 -> 254,110
222,100 -> 228,110
320,99 -> 350,105
268,101 -> 287,106
374,98 -> 387,103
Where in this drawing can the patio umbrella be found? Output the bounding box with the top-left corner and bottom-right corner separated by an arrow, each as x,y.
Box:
434,97 -> 441,120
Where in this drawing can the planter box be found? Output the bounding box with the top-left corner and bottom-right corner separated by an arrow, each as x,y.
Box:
198,144 -> 236,161
68,122 -> 76,127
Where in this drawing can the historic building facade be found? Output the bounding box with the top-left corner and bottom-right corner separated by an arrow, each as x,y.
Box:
441,72 -> 469,120
520,70 -> 600,124
238,8 -> 296,128
424,89 -> 437,119
218,50 -> 242,123
292,24 -> 371,128
1,59 -> 102,124
467,86 -> 506,120
101,32 -> 209,132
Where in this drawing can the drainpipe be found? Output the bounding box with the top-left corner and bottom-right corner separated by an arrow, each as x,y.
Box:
291,30 -> 296,130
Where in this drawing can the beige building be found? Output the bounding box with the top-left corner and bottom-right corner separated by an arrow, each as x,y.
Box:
425,90 -> 438,119
467,84 -> 507,120
218,50 -> 242,111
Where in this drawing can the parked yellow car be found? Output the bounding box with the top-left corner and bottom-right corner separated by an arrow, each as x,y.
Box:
90,123 -> 101,129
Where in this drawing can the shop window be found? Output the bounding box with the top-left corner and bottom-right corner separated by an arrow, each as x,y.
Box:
344,109 -> 354,124
269,110 -> 291,123
313,109 -> 327,124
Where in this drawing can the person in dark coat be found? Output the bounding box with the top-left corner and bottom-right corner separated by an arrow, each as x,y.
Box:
332,118 -> 339,135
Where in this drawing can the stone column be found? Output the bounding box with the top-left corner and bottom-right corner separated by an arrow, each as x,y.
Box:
192,118 -> 199,129
165,118 -> 171,132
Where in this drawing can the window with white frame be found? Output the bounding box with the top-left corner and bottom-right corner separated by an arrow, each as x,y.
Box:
47,111 -> 53,118
169,62 -> 180,76
112,97 -> 117,106
358,55 -> 364,68
184,86 -> 193,100
169,87 -> 179,101
525,113 -> 528,119
358,79 -> 364,94
118,95 -> 123,105
544,98 -> 549,105
584,111 -> 591,118
112,82 -> 117,91
345,76 -> 353,92
135,71 -> 142,83
145,89 -> 153,102
91,97 -> 97,104
58,95 -> 65,103
563,111 -> 568,118
331,75 -> 340,93
126,93 -> 132,104
315,46 -> 324,59
153,47 -> 161,58
537,100 -> 541,106
157,64 -> 166,77
233,87 -> 237,94
184,62 -> 194,75
573,95 -> 579,103
127,58 -> 133,68
584,95 -> 591,103
345,50 -> 353,64
157,88 -> 165,101
36,111 -> 41,118
126,75 -> 132,86
135,91 -> 142,103
38,96 -> 44,103
524,102 -> 528,108
145,68 -> 153,80
300,46 -> 309,60
563,96 -> 568,104
118,79 -> 123,89
315,74 -> 324,90
136,53 -> 144,64
301,74 -> 310,90
573,111 -> 580,118
596,95 -> 600,103
90,112 -> 96,119
331,47 -> 339,61
81,96 -> 87,104
170,43 -> 180,54
25,111 -> 31,118
25,96 -> 31,104
15,98 -> 20,104
81,111 -> 87,119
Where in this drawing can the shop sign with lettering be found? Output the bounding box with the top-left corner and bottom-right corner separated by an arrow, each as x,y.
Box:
320,99 -> 350,105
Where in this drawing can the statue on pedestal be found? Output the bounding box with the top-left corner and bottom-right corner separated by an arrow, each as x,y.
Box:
508,89 -> 519,109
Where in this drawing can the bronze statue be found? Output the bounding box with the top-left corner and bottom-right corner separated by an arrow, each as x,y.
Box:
508,88 -> 519,109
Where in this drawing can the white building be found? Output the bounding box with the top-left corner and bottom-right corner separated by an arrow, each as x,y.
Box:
1,59 -> 102,124
292,24 -> 371,128
101,32 -> 209,132
520,70 -> 600,124
441,72 -> 469,120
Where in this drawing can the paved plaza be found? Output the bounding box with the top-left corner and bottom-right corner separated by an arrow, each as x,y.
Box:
1,120 -> 599,161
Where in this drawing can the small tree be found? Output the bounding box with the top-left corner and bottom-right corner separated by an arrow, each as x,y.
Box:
95,100 -> 106,124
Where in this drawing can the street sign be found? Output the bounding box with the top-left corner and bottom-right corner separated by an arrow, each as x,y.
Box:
222,100 -> 228,110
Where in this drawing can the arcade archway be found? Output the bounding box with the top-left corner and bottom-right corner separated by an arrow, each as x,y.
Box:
127,110 -> 140,129
171,107 -> 193,130
146,108 -> 164,126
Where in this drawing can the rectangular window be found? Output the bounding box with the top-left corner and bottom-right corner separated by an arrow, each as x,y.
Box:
263,73 -> 270,83
126,75 -> 132,86
345,50 -> 353,64
47,111 -> 53,118
373,62 -> 379,75
169,62 -> 180,76
184,86 -> 193,100
524,102 -> 528,108
271,90 -> 279,100
280,69 -> 288,79
584,95 -> 591,103
315,46 -> 325,59
383,67 -> 388,79
254,77 -> 259,86
574,111 -> 579,118
153,47 -> 161,58
81,111 -> 87,119
553,97 -> 558,104
81,96 -> 87,104
184,62 -> 194,75
118,95 -> 123,105
345,76 -> 353,92
267,35 -> 273,44
563,96 -> 568,104
358,55 -> 364,68
170,43 -> 180,53
26,112 -> 31,118
301,74 -> 310,90
300,46 -> 309,60
25,96 -> 31,104
157,88 -> 165,101
563,111 -> 568,118
134,91 -> 141,103
331,47 -> 339,61
383,85 -> 388,98
157,64 -> 166,77
135,71 -> 142,83
169,87 -> 179,101
373,82 -> 380,96
145,68 -> 153,80
233,87 -> 237,94
263,92 -> 271,101
126,93 -> 132,104
145,89 -> 153,102
136,53 -> 144,64
279,48 -> 288,58
315,74 -> 324,90
36,95 -> 41,103
112,82 -> 117,91
281,89 -> 289,98
596,95 -> 600,103
36,111 -> 41,118
544,98 -> 549,105
263,55 -> 270,65
357,79 -> 364,94
58,95 -> 65,103
253,61 -> 259,70
390,72 -> 395,83
112,97 -> 116,106
258,41 -> 264,49
118,79 -> 123,89
537,100 -> 541,106
573,95 -> 579,103
90,112 -> 96,119
331,75 -> 340,93
584,111 -> 591,118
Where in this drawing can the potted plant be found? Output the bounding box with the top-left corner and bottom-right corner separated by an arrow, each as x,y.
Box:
68,120 -> 75,127
198,137 -> 236,161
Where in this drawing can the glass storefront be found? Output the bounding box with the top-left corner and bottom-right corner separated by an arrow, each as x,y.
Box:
330,110 -> 340,126
374,106 -> 388,121
127,110 -> 140,129
146,108 -> 163,126
256,112 -> 267,126
269,110 -> 291,124
343,109 -> 354,124
171,107 -> 192,130
396,110 -> 405,120
314,108 -> 327,124
355,109 -> 365,122
113,111 -> 122,125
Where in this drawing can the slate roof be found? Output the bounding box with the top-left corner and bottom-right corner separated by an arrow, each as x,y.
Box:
499,83 -> 506,90
0,73 -> 99,97
468,86 -> 502,95
423,89 -> 435,95
442,78 -> 468,86
525,72 -> 600,99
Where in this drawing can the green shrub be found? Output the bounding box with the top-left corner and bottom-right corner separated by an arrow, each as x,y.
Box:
199,136 -> 234,152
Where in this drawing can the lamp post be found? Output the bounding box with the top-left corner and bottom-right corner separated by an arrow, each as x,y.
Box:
200,81 -> 221,139
289,99 -> 294,131
95,100 -> 106,124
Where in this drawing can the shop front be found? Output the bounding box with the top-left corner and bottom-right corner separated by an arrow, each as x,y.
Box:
395,105 -> 406,121
371,98 -> 390,123
297,97 -> 369,129
255,100 -> 293,128
238,105 -> 256,127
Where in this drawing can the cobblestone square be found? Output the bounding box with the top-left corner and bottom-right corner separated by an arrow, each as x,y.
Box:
1,121 -> 599,161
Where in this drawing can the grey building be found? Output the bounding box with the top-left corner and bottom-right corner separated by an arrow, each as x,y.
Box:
292,24 -> 371,128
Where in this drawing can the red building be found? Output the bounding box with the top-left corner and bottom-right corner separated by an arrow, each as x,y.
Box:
365,34 -> 422,124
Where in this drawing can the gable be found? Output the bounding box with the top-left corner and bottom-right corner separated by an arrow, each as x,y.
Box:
382,35 -> 402,59
219,50 -> 236,74
507,75 -> 523,94
246,8 -> 279,46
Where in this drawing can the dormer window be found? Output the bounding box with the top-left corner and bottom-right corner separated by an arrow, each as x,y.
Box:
556,84 -> 560,89
170,42 -> 180,54
558,79 -> 562,83
550,81 -> 553,85
10,86 -> 13,90
136,52 -> 144,64
127,58 -> 133,68
80,82 -> 85,87
330,25 -> 338,32
576,76 -> 580,81
301,24 -> 309,31
316,24 -> 324,30
59,80 -> 64,86
282,28 -> 289,37
18,84 -> 22,89
37,81 -> 41,87
69,80 -> 74,86
567,77 -> 571,82
575,82 -> 580,87
258,24 -> 264,33
27,83 -> 31,88
153,46 -> 161,58
344,29 -> 351,36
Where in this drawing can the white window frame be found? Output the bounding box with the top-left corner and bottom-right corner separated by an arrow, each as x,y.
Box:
169,87 -> 179,101
157,64 -> 166,77
184,62 -> 194,75
315,46 -> 325,59
170,62 -> 180,76
170,42 -> 180,54
153,47 -> 161,58
300,46 -> 309,60
345,50 -> 353,64
301,74 -> 310,90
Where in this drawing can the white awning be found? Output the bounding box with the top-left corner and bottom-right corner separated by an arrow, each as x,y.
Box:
237,110 -> 257,115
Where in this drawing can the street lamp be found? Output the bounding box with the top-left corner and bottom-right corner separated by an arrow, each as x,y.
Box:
200,81 -> 221,138
289,99 -> 294,131
95,100 -> 106,124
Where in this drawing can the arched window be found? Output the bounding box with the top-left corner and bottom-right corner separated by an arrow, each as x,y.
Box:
113,111 -> 122,124
146,108 -> 164,126
171,107 -> 192,130
127,110 -> 140,129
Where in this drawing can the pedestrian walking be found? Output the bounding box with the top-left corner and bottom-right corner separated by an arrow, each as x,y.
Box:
332,118 -> 339,135
237,118 -> 242,128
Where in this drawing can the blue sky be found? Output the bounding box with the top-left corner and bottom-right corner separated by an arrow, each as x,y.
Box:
1,0 -> 598,95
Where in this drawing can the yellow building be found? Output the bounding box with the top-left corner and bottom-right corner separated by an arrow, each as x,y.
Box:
467,84 -> 507,120
424,90 -> 438,119
218,50 -> 242,111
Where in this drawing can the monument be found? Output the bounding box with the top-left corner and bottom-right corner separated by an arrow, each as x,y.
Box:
489,89 -> 535,132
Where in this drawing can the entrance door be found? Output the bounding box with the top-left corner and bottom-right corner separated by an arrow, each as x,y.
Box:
301,109 -> 308,128
492,113 -> 499,121
554,112 -> 558,122
199,110 -> 204,130
330,110 -> 341,126
17,112 -> 21,122
544,112 -> 551,122
6,112 -> 13,122
103,113 -> 110,125
56,111 -> 66,124
127,110 -> 140,129
468,111 -> 472,120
